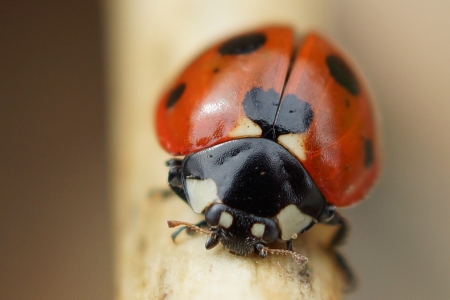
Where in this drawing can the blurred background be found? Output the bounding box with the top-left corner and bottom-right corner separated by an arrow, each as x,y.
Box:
1,1 -> 450,299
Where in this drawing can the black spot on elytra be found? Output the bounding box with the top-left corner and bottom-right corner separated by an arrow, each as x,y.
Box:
363,138 -> 374,168
274,94 -> 314,137
326,54 -> 360,96
243,87 -> 280,137
219,33 -> 266,55
345,99 -> 351,108
213,68 -> 219,73
165,83 -> 186,109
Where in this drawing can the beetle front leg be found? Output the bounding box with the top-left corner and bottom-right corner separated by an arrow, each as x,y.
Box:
171,220 -> 208,242
286,240 -> 294,251
167,158 -> 188,204
149,159 -> 185,200
318,204 -> 349,247
319,204 -> 355,291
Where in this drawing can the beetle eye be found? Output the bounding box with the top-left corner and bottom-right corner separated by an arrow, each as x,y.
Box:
205,204 -> 224,227
263,220 -> 279,243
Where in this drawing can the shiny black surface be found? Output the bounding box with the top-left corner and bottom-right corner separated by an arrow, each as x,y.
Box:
181,138 -> 326,218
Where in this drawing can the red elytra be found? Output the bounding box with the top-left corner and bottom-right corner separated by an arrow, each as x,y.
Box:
155,26 -> 380,207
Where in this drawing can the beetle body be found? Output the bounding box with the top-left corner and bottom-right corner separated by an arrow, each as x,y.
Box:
156,26 -> 380,258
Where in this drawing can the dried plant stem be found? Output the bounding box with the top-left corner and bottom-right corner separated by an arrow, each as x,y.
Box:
116,193 -> 346,299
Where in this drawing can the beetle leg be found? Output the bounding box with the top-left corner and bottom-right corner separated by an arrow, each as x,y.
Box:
334,251 -> 357,293
318,204 -> 348,246
166,158 -> 182,167
185,220 -> 207,236
167,159 -> 188,203
148,188 -> 173,199
319,204 -> 355,292
171,220 -> 207,242
148,159 -> 185,200
286,240 -> 294,251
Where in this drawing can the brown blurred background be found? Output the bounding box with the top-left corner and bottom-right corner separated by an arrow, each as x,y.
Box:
0,0 -> 112,299
1,1 -> 450,300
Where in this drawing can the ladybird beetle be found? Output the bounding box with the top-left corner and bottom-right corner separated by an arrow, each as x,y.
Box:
156,26 -> 380,263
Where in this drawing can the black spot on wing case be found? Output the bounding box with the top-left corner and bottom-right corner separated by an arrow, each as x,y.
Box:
273,94 -> 314,137
363,138 -> 374,168
326,54 -> 360,96
181,138 -> 326,218
218,33 -> 267,55
165,83 -> 186,108
243,87 -> 280,137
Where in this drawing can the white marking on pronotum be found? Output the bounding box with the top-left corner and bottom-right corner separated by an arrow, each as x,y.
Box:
185,178 -> 219,213
219,211 -> 233,228
229,117 -> 262,138
277,133 -> 307,161
276,204 -> 313,240
251,223 -> 265,238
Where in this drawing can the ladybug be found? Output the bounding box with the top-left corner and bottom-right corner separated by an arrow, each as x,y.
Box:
156,26 -> 380,263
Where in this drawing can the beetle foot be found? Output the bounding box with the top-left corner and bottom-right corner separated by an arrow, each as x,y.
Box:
168,220 -> 211,242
